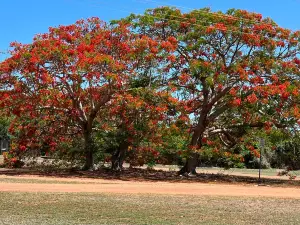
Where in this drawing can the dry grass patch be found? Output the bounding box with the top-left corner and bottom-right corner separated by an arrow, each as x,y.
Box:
0,192 -> 300,225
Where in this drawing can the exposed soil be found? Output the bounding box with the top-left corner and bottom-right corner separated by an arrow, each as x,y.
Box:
1,168 -> 300,198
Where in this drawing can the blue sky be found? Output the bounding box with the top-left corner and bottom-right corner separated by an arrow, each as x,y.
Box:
1,0 -> 300,60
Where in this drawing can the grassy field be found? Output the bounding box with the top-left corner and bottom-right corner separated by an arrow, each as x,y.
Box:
1,158 -> 300,224
0,192 -> 300,225
196,167 -> 285,176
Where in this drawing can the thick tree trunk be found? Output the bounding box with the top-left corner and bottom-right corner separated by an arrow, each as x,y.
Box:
178,77 -> 231,175
82,131 -> 94,170
178,109 -> 208,176
179,152 -> 199,175
111,141 -> 129,171
178,131 -> 201,175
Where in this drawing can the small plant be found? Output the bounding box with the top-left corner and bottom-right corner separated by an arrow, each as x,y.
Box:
147,160 -> 156,170
277,169 -> 297,180
3,152 -> 24,168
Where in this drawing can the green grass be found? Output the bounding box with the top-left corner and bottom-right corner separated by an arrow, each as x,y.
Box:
197,167 -> 283,176
0,192 -> 300,225
194,167 -> 300,178
152,165 -> 298,177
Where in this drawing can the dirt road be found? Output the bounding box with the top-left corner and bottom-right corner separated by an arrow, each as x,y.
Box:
1,175 -> 300,198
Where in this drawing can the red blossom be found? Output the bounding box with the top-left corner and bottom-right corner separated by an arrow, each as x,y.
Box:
247,93 -> 258,104
19,145 -> 26,151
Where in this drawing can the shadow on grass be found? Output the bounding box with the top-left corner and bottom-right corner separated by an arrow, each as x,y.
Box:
0,167 -> 299,187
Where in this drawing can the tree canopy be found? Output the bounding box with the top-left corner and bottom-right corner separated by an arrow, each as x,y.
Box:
1,8 -> 300,172
121,7 -> 300,174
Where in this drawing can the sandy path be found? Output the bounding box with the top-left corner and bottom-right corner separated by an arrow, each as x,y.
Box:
1,175 -> 300,198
